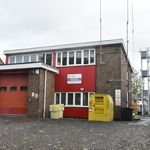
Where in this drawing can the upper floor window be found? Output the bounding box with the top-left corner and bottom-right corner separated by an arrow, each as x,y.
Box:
38,53 -> 44,62
31,54 -> 37,62
46,53 -> 52,66
90,50 -> 94,64
84,50 -> 89,64
57,52 -> 61,66
9,56 -> 15,64
16,55 -> 22,63
69,51 -> 74,65
62,52 -> 67,66
76,51 -> 82,64
24,55 -> 29,63
8,53 -> 53,66
56,49 -> 95,67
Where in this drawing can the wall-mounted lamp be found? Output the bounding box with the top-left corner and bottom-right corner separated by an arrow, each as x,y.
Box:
80,88 -> 84,92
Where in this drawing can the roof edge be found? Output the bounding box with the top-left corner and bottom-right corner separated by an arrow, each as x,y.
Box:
0,62 -> 59,74
4,39 -> 124,55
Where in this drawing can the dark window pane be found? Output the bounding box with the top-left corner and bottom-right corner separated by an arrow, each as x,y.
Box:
57,53 -> 61,65
69,52 -> 74,65
84,50 -> 89,64
0,87 -> 7,91
83,93 -> 88,106
61,93 -> 66,105
90,50 -> 94,64
68,93 -> 73,105
76,51 -> 81,64
9,56 -> 15,64
20,86 -> 28,91
46,53 -> 52,66
62,52 -> 67,66
56,93 -> 60,104
10,86 -> 17,91
75,93 -> 81,105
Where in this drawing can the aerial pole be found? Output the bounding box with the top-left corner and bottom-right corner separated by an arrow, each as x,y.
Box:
126,0 -> 129,107
132,0 -> 135,67
99,0 -> 103,63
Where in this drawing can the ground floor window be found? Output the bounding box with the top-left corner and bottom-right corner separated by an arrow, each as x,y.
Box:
54,92 -> 94,107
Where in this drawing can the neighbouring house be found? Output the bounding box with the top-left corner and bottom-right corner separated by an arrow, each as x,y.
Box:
0,39 -> 132,120
0,58 -> 4,64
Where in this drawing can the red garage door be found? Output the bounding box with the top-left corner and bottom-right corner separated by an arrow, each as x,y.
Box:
0,74 -> 28,114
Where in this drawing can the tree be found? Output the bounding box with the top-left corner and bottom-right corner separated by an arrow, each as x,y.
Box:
132,71 -> 143,98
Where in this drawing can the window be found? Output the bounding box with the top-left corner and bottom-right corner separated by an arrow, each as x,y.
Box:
31,54 -> 37,62
76,51 -> 82,64
16,55 -> 22,63
69,51 -> 74,65
56,49 -> 95,66
61,93 -> 66,105
90,50 -> 94,64
20,86 -> 28,91
54,92 -> 92,107
56,93 -> 60,104
9,56 -> 15,64
84,50 -> 89,64
24,55 -> 29,63
57,53 -> 61,66
68,93 -> 73,105
46,53 -> 52,66
0,87 -> 7,91
83,93 -> 88,106
75,93 -> 81,105
62,52 -> 67,66
38,54 -> 45,62
10,86 -> 17,91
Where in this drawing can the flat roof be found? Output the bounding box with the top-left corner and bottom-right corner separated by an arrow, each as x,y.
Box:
4,39 -> 125,55
0,62 -> 59,74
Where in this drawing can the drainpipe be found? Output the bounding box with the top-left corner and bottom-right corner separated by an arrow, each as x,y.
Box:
43,70 -> 47,118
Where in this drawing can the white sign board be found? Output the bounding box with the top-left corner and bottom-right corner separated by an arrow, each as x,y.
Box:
115,97 -> 121,106
67,74 -> 82,84
115,89 -> 121,106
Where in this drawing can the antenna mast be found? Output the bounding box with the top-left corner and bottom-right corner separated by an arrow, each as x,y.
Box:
132,0 -> 135,67
126,0 -> 129,107
100,0 -> 103,63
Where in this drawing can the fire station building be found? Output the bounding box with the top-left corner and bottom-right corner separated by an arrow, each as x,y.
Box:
0,39 -> 132,120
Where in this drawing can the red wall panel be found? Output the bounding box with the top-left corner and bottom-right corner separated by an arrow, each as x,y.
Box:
64,107 -> 88,118
55,65 -> 96,92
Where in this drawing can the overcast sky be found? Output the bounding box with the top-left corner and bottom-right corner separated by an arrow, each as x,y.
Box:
0,0 -> 150,70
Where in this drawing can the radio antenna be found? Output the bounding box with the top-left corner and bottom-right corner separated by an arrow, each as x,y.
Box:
99,0 -> 103,63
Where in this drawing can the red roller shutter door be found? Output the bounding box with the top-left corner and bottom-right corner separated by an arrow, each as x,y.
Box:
0,74 -> 28,114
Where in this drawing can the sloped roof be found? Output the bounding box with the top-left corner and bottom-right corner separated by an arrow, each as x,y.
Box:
0,58 -> 4,64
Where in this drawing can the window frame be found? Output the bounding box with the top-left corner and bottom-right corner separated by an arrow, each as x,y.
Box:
69,51 -> 75,65
54,92 -> 94,107
9,56 -> 16,64
56,49 -> 95,67
45,52 -> 53,66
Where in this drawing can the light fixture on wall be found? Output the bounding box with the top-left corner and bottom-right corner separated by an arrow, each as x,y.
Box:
80,88 -> 84,92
